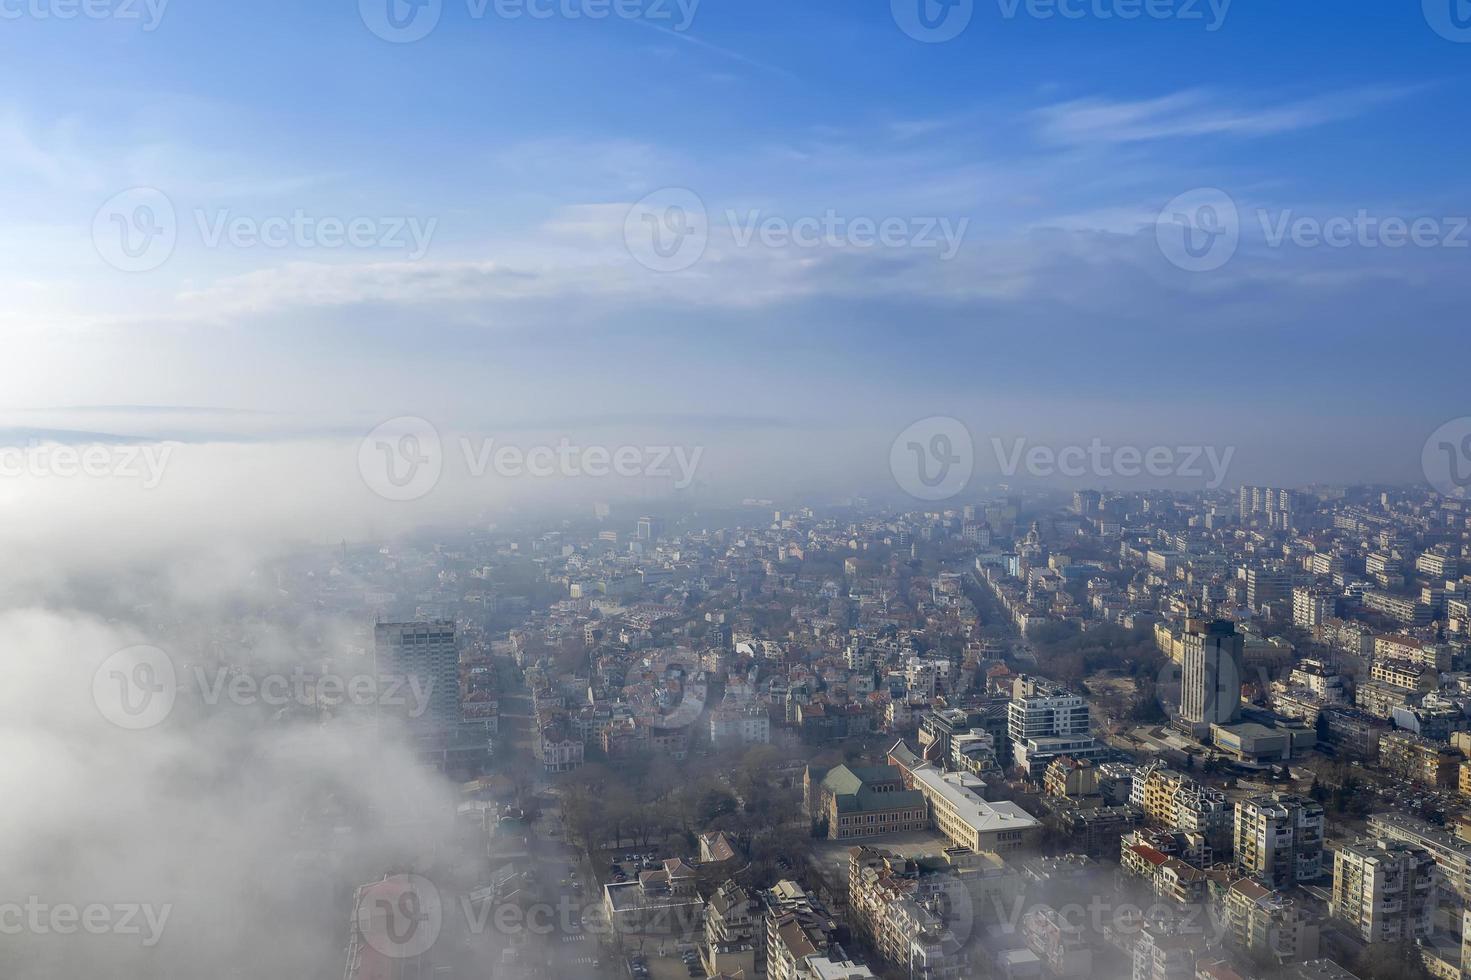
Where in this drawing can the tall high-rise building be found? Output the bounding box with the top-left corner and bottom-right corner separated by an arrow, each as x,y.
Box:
1330,839 -> 1435,943
1179,619 -> 1243,737
375,620 -> 460,733
1239,487 -> 1301,523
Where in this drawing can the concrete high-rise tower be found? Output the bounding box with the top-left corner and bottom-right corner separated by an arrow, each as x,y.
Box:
374,620 -> 459,734
1179,619 -> 1243,737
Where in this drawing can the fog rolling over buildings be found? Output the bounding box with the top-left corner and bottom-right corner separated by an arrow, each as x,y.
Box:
5,2 -> 1471,980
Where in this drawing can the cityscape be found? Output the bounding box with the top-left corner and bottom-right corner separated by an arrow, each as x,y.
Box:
21,477 -> 1471,980
4,2 -> 1471,980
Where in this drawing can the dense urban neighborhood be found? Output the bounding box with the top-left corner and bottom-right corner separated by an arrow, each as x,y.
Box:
178,484 -> 1471,980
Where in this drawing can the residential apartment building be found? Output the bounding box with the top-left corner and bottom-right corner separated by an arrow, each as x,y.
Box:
1021,904 -> 1092,978
763,881 -> 841,980
1133,921 -> 1209,980
1233,794 -> 1325,888
1330,839 -> 1436,943
1221,878 -> 1320,965
1378,730 -> 1461,788
1370,659 -> 1439,694
1366,812 -> 1471,900
846,847 -> 969,980
703,880 -> 759,978
1137,765 -> 1234,854
1008,677 -> 1096,772
1375,635 -> 1453,671
534,720 -> 585,773
1293,588 -> 1337,629
710,702 -> 771,748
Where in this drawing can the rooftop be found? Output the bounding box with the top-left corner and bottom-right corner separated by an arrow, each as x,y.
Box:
908,765 -> 1041,836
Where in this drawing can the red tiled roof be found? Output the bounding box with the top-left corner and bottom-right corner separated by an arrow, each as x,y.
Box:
1128,844 -> 1169,867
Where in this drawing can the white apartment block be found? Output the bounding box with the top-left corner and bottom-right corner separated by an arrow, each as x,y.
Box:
1234,794 -> 1324,888
1330,839 -> 1436,943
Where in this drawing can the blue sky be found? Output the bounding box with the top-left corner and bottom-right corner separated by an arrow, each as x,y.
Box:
1,0 -> 1469,488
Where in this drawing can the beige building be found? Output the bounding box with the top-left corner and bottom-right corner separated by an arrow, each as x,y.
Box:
1043,756 -> 1100,800
805,764 -> 930,841
1370,659 -> 1439,694
1379,730 -> 1460,789
905,763 -> 1041,855
1137,766 -> 1233,853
